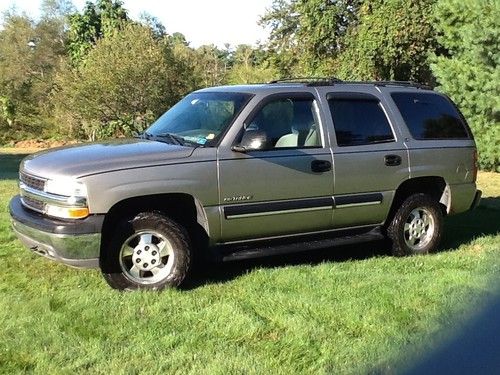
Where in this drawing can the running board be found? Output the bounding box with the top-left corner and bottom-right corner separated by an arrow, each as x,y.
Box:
220,227 -> 385,262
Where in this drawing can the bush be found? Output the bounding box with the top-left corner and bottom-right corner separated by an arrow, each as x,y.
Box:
431,0 -> 500,171
54,22 -> 189,140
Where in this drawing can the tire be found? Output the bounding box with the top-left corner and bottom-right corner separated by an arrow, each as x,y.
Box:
101,212 -> 192,290
387,193 -> 443,256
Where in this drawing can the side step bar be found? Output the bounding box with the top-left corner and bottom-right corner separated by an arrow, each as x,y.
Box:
219,226 -> 385,262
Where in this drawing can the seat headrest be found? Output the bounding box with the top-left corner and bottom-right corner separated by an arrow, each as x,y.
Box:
291,110 -> 315,132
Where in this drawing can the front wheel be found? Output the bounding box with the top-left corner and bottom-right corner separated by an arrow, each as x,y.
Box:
101,212 -> 192,290
387,193 -> 443,256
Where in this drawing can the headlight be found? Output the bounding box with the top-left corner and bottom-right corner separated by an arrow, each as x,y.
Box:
45,178 -> 87,197
44,178 -> 89,219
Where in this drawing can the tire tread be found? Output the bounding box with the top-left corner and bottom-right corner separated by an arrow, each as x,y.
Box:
387,193 -> 443,256
101,212 -> 192,290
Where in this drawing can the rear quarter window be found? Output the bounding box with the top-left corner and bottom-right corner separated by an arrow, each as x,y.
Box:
391,92 -> 470,140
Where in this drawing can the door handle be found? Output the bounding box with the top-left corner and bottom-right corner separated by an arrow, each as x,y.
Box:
311,160 -> 332,173
384,154 -> 402,166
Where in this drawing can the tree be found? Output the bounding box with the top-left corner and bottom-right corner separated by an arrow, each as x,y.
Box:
0,4 -> 69,142
41,0 -> 75,22
335,0 -> 439,84
226,44 -> 277,84
192,45 -> 230,87
431,0 -> 499,171
67,0 -> 128,65
260,0 -> 362,76
54,23 -> 191,140
166,33 -> 205,92
138,12 -> 166,39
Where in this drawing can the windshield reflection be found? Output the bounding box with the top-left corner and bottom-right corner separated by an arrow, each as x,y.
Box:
146,92 -> 252,146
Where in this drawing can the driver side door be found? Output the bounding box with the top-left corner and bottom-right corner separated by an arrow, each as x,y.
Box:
217,92 -> 335,243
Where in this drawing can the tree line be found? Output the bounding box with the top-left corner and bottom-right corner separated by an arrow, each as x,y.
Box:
0,0 -> 498,170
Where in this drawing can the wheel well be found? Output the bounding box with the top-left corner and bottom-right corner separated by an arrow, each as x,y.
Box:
386,176 -> 449,225
99,193 -> 209,259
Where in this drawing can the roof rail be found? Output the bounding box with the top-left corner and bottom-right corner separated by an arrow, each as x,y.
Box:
267,78 -> 431,89
268,77 -> 343,85
344,80 -> 432,89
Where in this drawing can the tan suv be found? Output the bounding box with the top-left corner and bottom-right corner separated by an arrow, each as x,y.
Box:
10,79 -> 481,290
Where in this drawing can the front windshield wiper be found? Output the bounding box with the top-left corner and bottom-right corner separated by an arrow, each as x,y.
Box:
134,132 -> 147,139
135,131 -> 184,145
134,131 -> 155,140
135,132 -> 204,148
138,132 -> 203,147
153,132 -> 186,146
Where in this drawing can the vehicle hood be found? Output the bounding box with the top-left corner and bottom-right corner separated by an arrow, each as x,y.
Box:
21,139 -> 195,179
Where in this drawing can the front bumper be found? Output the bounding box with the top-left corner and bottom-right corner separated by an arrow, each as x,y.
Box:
9,195 -> 104,268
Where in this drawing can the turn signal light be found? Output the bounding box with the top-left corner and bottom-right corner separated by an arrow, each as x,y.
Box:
46,205 -> 90,219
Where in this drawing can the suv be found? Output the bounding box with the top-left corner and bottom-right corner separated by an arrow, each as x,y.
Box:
9,79 -> 482,290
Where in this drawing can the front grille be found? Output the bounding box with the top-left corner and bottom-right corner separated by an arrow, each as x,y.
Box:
21,196 -> 46,213
19,171 -> 47,213
20,172 -> 46,191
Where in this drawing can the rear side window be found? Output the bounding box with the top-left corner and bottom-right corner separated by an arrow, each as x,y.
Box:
328,98 -> 395,147
391,92 -> 470,139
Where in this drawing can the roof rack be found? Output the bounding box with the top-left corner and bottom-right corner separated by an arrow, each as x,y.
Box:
268,77 -> 343,85
344,80 -> 431,89
268,78 -> 431,89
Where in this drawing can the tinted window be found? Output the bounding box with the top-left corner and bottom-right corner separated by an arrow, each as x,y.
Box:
391,92 -> 469,139
244,97 -> 321,149
328,99 -> 394,147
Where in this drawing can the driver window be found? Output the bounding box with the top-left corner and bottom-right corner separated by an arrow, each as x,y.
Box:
244,97 -> 321,149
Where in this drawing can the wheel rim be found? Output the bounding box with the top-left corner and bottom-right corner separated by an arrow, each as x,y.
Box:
119,230 -> 175,285
404,207 -> 435,251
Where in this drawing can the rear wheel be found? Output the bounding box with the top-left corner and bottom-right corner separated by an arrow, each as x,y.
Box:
387,193 -> 443,256
101,212 -> 191,290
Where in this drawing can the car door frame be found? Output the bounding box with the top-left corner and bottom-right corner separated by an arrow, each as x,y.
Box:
215,89 -> 336,243
315,86 -> 411,228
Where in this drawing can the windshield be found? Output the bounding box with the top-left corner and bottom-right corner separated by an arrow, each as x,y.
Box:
146,92 -> 252,146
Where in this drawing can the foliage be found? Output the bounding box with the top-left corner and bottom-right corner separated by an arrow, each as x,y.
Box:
67,0 -> 128,65
260,0 -> 440,83
139,13 -> 167,39
192,45 -> 230,87
169,42 -> 275,88
431,0 -> 500,171
166,37 -> 206,93
334,0 -> 439,84
226,44 -> 277,84
260,0 -> 361,76
0,5 -> 68,143
54,23 -> 188,140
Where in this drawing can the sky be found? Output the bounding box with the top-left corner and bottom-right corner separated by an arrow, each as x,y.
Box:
0,0 -> 274,47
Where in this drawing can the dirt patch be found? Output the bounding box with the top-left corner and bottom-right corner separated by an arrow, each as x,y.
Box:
14,139 -> 78,149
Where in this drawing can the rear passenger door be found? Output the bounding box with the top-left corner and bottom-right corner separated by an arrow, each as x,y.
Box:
321,90 -> 410,228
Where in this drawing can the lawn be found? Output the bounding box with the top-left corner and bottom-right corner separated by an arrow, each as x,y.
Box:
0,150 -> 499,374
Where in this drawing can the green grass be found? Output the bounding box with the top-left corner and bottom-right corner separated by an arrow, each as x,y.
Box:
0,151 -> 499,374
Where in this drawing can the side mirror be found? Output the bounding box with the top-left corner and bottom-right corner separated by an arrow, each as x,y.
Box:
231,130 -> 269,152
